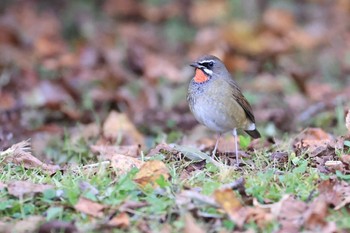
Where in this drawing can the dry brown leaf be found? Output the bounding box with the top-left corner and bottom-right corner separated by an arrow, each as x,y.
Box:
74,197 -> 105,218
184,213 -> 205,233
103,111 -> 144,146
90,144 -> 143,175
303,198 -> 328,230
214,188 -> 246,228
245,207 -> 274,228
7,181 -> 54,198
293,128 -> 333,158
272,196 -> 307,233
107,212 -> 130,228
110,154 -> 143,175
0,140 -> 60,174
133,160 -> 170,189
346,110 -> 350,132
318,179 -> 350,210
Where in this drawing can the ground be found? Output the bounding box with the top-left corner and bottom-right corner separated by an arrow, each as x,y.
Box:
1,0 -> 350,232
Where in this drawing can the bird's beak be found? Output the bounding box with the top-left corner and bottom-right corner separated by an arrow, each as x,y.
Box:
190,62 -> 201,68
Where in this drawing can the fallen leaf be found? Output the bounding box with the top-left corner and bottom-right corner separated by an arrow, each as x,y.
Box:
0,140 -> 60,174
214,188 -> 246,228
107,212 -> 130,228
293,128 -> 334,158
90,144 -> 143,175
12,216 -> 45,233
184,213 -> 205,233
318,179 -> 350,210
245,207 -> 274,228
110,154 -> 143,175
303,198 -> 328,230
38,220 -> 78,233
103,111 -> 144,146
7,181 -> 54,198
74,197 -> 105,218
133,160 -> 170,188
271,195 -> 307,233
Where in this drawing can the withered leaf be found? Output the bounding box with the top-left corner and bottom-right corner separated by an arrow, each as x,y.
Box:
107,212 -> 130,228
103,111 -> 144,146
133,160 -> 170,188
214,188 -> 246,228
74,197 -> 105,218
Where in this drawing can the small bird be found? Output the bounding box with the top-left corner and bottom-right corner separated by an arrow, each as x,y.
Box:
187,55 -> 260,165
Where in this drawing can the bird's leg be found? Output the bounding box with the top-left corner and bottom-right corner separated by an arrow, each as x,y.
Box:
212,133 -> 221,157
233,128 -> 239,166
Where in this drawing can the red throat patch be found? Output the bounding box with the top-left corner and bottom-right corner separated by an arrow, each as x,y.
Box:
194,68 -> 209,83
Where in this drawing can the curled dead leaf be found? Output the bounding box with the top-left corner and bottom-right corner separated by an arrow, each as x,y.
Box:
74,197 -> 105,218
133,160 -> 170,189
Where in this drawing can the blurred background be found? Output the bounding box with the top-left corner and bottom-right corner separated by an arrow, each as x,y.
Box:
0,0 -> 350,160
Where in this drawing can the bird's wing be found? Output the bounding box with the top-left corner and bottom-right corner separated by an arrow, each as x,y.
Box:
230,83 -> 256,123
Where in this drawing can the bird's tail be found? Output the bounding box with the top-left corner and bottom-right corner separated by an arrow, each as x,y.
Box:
245,129 -> 261,139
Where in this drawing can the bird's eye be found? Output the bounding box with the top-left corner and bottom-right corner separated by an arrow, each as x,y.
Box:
208,61 -> 214,68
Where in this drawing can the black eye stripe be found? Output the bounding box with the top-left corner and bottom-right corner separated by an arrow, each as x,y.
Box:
199,60 -> 214,68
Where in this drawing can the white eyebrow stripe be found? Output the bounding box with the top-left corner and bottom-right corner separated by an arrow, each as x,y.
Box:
198,60 -> 215,64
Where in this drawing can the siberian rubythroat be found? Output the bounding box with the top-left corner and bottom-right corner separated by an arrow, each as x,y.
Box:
187,55 -> 260,165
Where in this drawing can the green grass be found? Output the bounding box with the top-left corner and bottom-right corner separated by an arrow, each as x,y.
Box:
0,136 -> 347,232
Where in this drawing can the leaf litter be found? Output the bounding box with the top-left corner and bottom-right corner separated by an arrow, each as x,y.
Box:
1,0 -> 350,232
